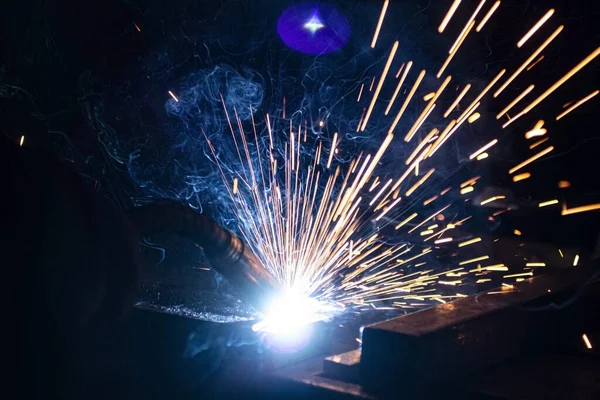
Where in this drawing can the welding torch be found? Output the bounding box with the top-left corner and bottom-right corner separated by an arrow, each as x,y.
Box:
127,202 -> 282,313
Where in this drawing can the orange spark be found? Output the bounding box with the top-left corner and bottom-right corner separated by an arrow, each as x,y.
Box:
361,41 -> 399,131
517,9 -> 554,48
513,172 -> 531,182
509,146 -> 554,174
494,26 -> 564,98
444,84 -> 471,118
562,202 -> 600,216
476,1 -> 501,32
385,61 -> 413,115
371,0 -> 390,48
556,90 -> 599,121
438,0 -> 462,33
496,84 -> 535,119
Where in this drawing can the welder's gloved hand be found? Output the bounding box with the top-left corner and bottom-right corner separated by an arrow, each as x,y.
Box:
3,137 -> 142,342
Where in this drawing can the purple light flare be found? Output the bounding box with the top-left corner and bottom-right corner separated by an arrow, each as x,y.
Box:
277,3 -> 351,55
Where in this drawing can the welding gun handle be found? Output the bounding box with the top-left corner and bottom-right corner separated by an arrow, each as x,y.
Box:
127,201 -> 281,312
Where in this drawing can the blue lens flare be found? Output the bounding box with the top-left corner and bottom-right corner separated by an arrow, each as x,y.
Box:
277,3 -> 351,55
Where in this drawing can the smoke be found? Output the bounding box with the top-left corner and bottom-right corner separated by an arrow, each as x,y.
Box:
164,65 -> 264,132
180,320 -> 261,386
81,64 -> 265,216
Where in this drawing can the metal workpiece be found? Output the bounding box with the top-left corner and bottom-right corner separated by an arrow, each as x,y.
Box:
360,266 -> 600,392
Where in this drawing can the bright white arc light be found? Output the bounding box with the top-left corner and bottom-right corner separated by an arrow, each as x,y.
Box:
251,293 -> 342,351
252,293 -> 339,334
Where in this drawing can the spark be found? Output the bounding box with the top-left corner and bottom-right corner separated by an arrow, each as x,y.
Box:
395,62 -> 406,79
168,90 -> 179,102
408,205 -> 451,234
525,128 -> 547,139
444,84 -> 471,118
480,195 -> 505,206
134,23 -> 141,32
439,280 -> 461,286
406,128 -> 438,165
529,138 -> 549,149
395,213 -> 418,230
461,176 -> 481,188
559,249 -> 564,258
369,177 -> 381,192
468,112 -> 481,123
369,179 -> 393,206
558,180 -> 571,189
573,254 -> 580,266
517,9 -> 554,48
494,26 -> 564,98
513,46 -> 600,118
582,334 -> 592,349
357,84 -> 365,102
470,139 -> 498,160
556,90 -> 599,121
526,262 -> 546,267
423,195 -> 439,206
427,119 -> 458,157
514,229 -> 522,236
423,92 -> 435,101
375,196 -> 402,221
198,4 -> 597,333
496,85 -> 535,119
538,199 -> 558,207
476,1 -> 501,32
19,135 -> 25,147
361,41 -> 399,131
389,70 -> 426,134
406,168 -> 435,197
493,208 -> 511,216
459,69 -> 506,123
327,132 -> 339,169
482,264 -> 508,271
509,146 -> 554,174
438,0 -> 461,33
386,61 -> 413,115
371,0 -> 389,48
526,55 -> 545,71
449,0 -> 486,54
504,272 -> 533,278
438,20 -> 475,78
459,237 -> 481,247
459,255 -> 489,265
404,101 -> 439,142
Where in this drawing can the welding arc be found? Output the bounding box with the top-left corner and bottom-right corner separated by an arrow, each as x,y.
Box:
127,202 -> 281,311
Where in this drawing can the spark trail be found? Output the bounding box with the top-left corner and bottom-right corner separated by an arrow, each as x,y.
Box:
191,1 -> 599,328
